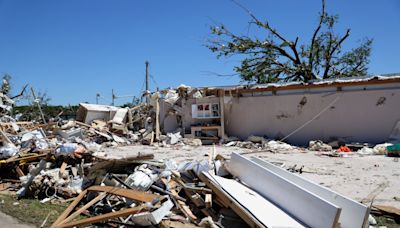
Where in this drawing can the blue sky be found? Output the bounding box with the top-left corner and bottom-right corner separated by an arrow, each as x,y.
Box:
0,0 -> 399,105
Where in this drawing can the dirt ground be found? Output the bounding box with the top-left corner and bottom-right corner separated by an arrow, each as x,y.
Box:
102,144 -> 400,209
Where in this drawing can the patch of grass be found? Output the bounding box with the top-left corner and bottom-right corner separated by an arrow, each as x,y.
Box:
375,215 -> 400,228
0,195 -> 67,227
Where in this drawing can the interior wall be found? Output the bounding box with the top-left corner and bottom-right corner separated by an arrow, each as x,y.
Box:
182,97 -> 221,134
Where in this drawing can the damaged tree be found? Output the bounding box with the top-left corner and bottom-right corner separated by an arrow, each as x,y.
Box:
0,75 -> 28,114
207,0 -> 373,83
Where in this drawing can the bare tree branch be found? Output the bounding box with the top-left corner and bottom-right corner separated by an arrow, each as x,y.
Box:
10,84 -> 29,99
201,71 -> 239,77
323,29 -> 350,78
309,0 -> 325,71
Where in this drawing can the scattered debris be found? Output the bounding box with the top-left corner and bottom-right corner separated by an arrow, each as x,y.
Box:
338,145 -> 352,152
309,140 -> 332,151
0,84 -> 398,227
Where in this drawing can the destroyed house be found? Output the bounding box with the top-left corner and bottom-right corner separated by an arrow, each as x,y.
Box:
161,75 -> 400,145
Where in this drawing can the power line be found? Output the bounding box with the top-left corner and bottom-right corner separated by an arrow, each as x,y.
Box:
149,74 -> 158,88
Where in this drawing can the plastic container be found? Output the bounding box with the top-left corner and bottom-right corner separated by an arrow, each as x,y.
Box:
387,144 -> 400,157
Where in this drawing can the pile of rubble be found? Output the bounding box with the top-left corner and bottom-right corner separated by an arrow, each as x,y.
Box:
222,132 -> 399,158
75,102 -> 202,148
43,152 -> 375,228
48,156 -> 234,228
0,79 -> 397,226
224,135 -> 295,152
0,117 -> 230,227
307,140 -> 399,158
0,114 -> 378,227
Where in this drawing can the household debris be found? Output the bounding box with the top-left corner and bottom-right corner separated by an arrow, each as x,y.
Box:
0,119 -> 382,228
0,86 -> 399,227
308,140 -> 333,151
42,152 -> 374,228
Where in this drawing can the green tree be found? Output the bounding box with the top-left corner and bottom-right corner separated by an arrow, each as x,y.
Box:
207,0 -> 373,83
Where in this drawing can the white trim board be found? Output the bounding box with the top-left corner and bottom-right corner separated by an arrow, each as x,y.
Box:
251,157 -> 370,228
203,172 -> 305,228
227,153 -> 341,228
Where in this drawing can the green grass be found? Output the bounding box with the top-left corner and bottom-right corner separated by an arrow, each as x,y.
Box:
0,194 -> 398,228
375,215 -> 400,228
0,195 -> 67,227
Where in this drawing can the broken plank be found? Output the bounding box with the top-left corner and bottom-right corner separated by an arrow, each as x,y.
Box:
58,192 -> 107,226
15,166 -> 24,177
50,190 -> 88,228
179,200 -> 197,221
373,205 -> 400,217
60,206 -> 144,228
189,192 -> 217,220
205,194 -> 212,208
170,188 -> 197,222
0,183 -> 11,191
59,162 -> 68,176
4,153 -> 47,164
160,220 -> 200,228
87,185 -> 158,202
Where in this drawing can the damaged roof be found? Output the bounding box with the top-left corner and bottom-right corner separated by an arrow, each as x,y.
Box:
190,74 -> 400,93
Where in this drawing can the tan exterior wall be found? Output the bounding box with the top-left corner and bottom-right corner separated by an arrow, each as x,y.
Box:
223,83 -> 400,145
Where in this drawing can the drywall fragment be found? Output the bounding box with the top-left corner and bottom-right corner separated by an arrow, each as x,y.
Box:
0,145 -> 18,158
131,197 -> 174,226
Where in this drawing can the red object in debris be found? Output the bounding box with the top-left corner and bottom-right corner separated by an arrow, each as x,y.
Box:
338,146 -> 351,152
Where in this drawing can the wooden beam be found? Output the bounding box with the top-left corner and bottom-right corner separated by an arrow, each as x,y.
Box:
205,194 -> 212,208
189,193 -> 217,220
60,206 -> 144,228
4,153 -> 47,164
59,162 -> 68,176
58,192 -> 107,226
0,130 -> 13,145
0,183 -> 10,191
87,186 -> 158,202
15,166 -> 24,177
155,95 -> 160,141
219,90 -> 225,140
170,187 -> 197,222
160,220 -> 200,228
50,190 -> 88,228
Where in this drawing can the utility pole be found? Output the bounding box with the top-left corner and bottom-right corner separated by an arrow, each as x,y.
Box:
111,89 -> 115,106
96,93 -> 100,104
145,61 -> 149,104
